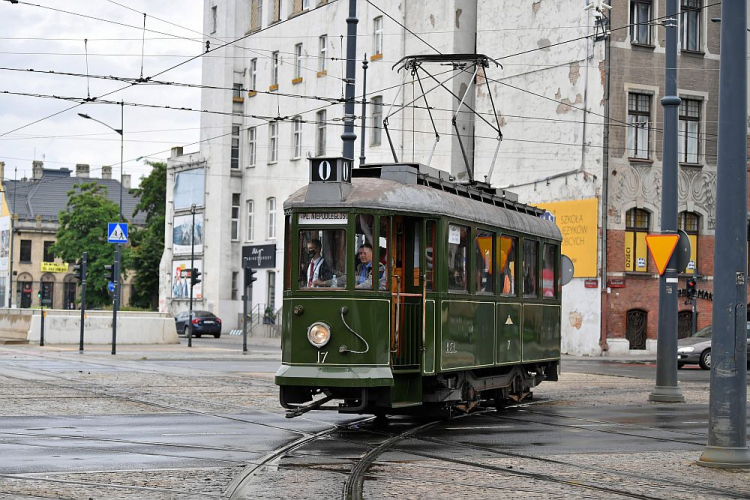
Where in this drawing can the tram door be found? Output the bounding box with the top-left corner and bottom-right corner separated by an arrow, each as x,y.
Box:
390,216 -> 424,371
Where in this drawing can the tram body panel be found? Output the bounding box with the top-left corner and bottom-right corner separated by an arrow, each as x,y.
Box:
496,302 -> 523,365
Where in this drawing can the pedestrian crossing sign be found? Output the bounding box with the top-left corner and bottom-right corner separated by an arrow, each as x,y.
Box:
108,223 -> 129,243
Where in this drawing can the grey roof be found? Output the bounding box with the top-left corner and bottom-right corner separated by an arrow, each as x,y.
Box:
285,178 -> 562,241
4,174 -> 145,225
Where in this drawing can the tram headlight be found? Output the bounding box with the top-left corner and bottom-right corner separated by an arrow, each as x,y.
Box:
307,322 -> 331,348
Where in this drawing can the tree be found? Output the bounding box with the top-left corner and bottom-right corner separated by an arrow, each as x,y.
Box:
126,161 -> 166,309
51,182 -> 120,308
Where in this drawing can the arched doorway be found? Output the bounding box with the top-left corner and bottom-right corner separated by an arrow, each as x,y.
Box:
678,310 -> 693,339
63,275 -> 77,309
17,273 -> 33,309
626,309 -> 648,350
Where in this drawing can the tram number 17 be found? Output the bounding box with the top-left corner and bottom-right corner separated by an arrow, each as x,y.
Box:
317,351 -> 328,364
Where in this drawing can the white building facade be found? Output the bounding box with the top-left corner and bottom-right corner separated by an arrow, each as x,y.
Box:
162,0 -> 612,354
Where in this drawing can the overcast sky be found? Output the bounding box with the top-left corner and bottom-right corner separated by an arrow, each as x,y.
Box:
0,0 -> 204,185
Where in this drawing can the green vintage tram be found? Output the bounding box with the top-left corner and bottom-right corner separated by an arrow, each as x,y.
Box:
276,159 -> 562,416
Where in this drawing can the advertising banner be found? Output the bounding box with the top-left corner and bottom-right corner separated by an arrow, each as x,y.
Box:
242,244 -> 276,269
173,213 -> 204,255
535,198 -> 599,278
172,260 -> 202,300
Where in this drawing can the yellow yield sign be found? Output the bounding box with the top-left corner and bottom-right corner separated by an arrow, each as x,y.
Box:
645,233 -> 680,275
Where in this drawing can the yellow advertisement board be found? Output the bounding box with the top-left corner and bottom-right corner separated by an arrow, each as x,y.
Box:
535,198 -> 598,278
41,262 -> 69,273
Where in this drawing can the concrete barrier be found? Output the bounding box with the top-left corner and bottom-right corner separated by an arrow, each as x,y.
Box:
4,309 -> 180,345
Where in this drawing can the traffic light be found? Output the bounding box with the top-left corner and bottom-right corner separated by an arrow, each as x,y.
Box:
73,263 -> 84,283
686,277 -> 697,300
190,268 -> 202,287
244,260 -> 257,288
104,264 -> 115,283
37,290 -> 41,299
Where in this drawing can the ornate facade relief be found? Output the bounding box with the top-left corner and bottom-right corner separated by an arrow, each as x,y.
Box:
609,164 -> 716,230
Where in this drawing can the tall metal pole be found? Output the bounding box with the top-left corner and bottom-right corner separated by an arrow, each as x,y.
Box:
698,4 -> 750,468
8,167 -> 16,308
79,252 -> 87,353
340,0 -> 358,161
359,54 -> 368,166
648,0 -> 684,403
242,259 -> 248,354
112,245 -> 119,355
691,266 -> 697,335
188,204 -> 196,348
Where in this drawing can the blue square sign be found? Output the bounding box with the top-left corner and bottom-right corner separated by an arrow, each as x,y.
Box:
108,223 -> 129,243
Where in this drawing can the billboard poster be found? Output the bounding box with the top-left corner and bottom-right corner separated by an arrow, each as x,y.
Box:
173,168 -> 205,210
0,216 -> 8,272
173,213 -> 204,255
171,260 -> 202,300
534,198 -> 599,278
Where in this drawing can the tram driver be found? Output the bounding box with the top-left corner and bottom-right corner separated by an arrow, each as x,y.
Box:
304,239 -> 333,287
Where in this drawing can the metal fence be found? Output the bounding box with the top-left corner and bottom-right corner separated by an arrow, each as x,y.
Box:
237,303 -> 282,338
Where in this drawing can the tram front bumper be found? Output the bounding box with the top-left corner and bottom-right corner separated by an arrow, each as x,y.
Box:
275,364 -> 394,388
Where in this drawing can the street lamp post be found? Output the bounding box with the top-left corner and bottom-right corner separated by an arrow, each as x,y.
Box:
78,101 -> 124,355
188,204 -> 196,348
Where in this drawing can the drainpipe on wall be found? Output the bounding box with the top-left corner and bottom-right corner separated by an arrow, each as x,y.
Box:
599,21 -> 611,353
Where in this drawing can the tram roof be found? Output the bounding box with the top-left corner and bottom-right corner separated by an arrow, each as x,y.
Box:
285,177 -> 561,241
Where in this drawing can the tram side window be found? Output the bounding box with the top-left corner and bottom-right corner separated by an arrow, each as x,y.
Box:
498,235 -> 517,296
355,214 -> 385,290
523,239 -> 538,298
542,243 -> 557,298
447,224 -> 468,292
425,220 -> 436,291
299,229 -> 346,289
475,230 -> 494,294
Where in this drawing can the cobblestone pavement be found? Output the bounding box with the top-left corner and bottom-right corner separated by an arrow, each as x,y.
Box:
0,343 -> 748,499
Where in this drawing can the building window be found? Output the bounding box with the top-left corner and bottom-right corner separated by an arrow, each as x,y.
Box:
247,200 -> 254,241
371,95 -> 383,146
373,16 -> 383,56
679,98 -> 700,164
269,121 -> 278,163
630,0 -> 652,45
625,208 -> 650,272
250,58 -> 258,91
20,240 -> 31,263
316,110 -> 326,155
681,0 -> 701,52
251,0 -> 262,31
232,83 -> 243,99
267,197 -> 277,239
43,241 -> 54,263
231,271 -> 239,300
293,116 -> 303,159
272,51 -> 279,86
211,5 -> 217,33
627,93 -> 651,159
303,0 -> 309,10
231,193 -> 240,241
271,0 -> 280,23
678,211 -> 699,273
248,127 -> 257,167
318,35 -> 327,73
231,125 -> 240,169
267,271 -> 276,310
294,43 -> 303,80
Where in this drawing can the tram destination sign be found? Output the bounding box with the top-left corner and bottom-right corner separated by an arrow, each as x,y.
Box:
298,213 -> 347,225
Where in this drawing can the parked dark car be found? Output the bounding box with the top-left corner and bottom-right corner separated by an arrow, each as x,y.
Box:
174,310 -> 222,338
677,321 -> 750,370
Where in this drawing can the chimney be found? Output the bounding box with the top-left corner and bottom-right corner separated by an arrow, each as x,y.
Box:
0,162 -> 4,183
76,164 -> 90,178
32,160 -> 44,180
171,146 -> 184,159
121,174 -> 131,189
102,165 -> 112,179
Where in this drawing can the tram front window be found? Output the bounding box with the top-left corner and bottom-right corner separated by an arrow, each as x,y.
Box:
299,229 -> 346,289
